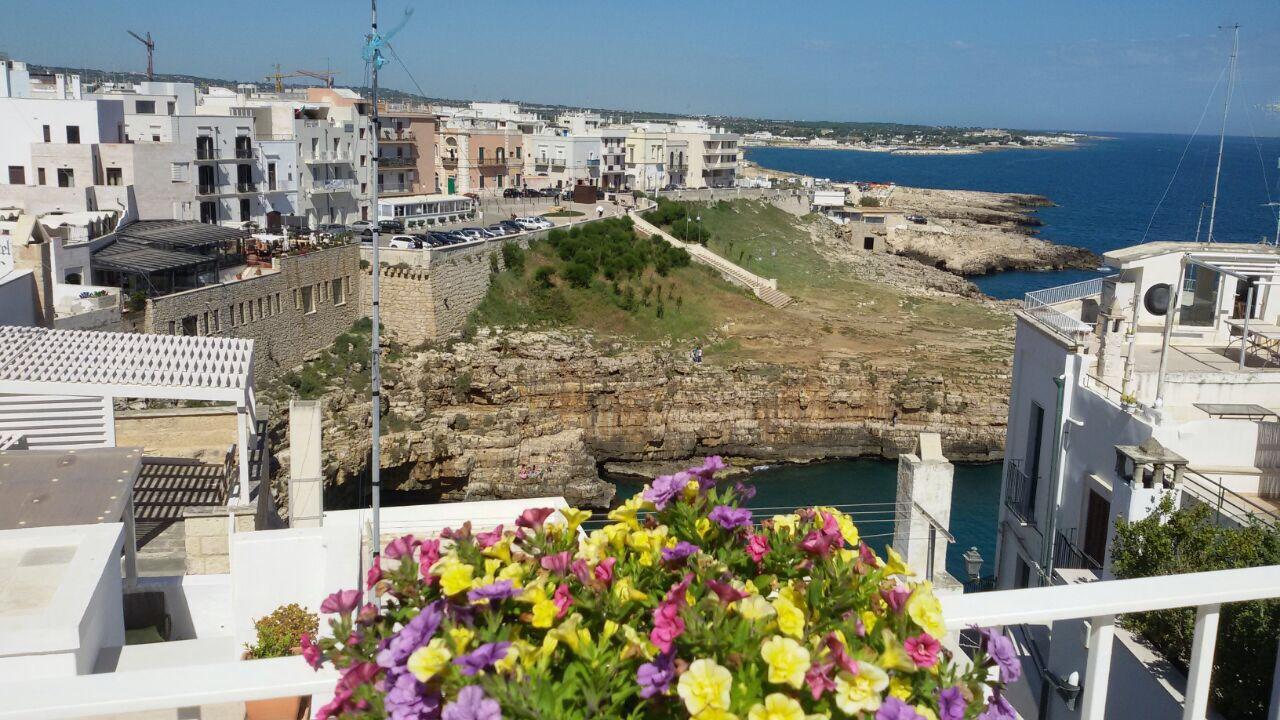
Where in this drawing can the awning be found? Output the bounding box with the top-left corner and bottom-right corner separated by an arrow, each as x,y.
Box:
114,220 -> 246,251
92,239 -> 214,274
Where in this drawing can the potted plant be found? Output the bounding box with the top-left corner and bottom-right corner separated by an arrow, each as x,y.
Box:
305,459 -> 1016,719
1120,392 -> 1138,411
243,603 -> 318,720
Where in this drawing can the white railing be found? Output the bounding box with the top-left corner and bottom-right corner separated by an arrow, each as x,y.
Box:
1024,275 -> 1110,308
5,567 -> 1278,719
942,565 -> 1280,720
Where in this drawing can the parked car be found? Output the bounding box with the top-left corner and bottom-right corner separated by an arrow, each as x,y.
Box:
538,188 -> 560,198
386,234 -> 422,249
350,220 -> 376,233
485,224 -> 513,237
456,228 -> 487,241
317,223 -> 349,235
520,188 -> 542,198
906,214 -> 927,225
513,217 -> 541,231
530,216 -> 555,229
502,188 -> 522,199
498,220 -> 524,234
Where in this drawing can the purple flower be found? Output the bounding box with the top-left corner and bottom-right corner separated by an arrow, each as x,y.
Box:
385,669 -> 441,720
320,589 -> 361,615
882,584 -> 912,614
733,479 -> 757,500
977,693 -> 1016,720
540,550 -> 572,574
384,534 -> 420,560
660,541 -> 700,564
708,504 -> 753,530
938,686 -> 967,720
980,627 -> 1022,683
454,641 -> 512,676
515,507 -> 555,530
636,652 -> 676,698
643,473 -> 687,510
706,578 -> 749,604
877,697 -> 926,720
467,579 -> 519,603
377,602 -> 443,669
691,456 -> 727,487
442,685 -> 502,720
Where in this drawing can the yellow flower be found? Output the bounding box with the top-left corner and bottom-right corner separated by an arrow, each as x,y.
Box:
601,522 -> 631,550
747,693 -> 807,720
406,638 -> 451,682
771,514 -> 799,535
482,536 -> 512,563
449,626 -> 475,653
696,517 -> 713,539
560,507 -> 592,533
683,479 -> 701,500
612,576 -> 649,604
915,706 -> 938,720
884,547 -> 914,577
738,595 -> 777,621
532,597 -> 558,628
760,636 -> 810,689
834,663 -> 888,716
497,561 -> 526,586
772,596 -> 806,639
607,495 -> 652,529
495,641 -> 527,674
677,659 -> 734,716
696,711 -> 739,720
878,630 -> 918,673
906,584 -> 946,639
889,675 -> 912,700
602,619 -> 620,643
833,511 -> 860,547
861,610 -> 878,635
438,560 -> 475,596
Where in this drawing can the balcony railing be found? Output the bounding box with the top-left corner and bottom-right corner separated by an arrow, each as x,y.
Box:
1003,460 -> 1036,526
474,156 -> 517,167
534,156 -> 566,167
305,151 -> 351,164
1180,469 -> 1280,527
195,147 -> 219,161
10,566 -> 1280,720
380,155 -> 416,167
380,128 -> 415,142
1025,276 -> 1108,307
234,147 -> 255,160
1053,528 -> 1102,572
309,179 -> 356,194
236,182 -> 257,193
196,183 -> 218,196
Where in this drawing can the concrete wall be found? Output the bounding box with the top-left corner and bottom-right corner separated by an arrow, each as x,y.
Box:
146,244 -> 362,378
0,269 -> 39,325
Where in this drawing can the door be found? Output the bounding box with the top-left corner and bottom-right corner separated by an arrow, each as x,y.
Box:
1082,490 -> 1110,568
266,211 -> 281,231
447,177 -> 456,194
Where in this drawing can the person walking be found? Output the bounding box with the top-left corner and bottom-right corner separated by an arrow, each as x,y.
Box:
596,205 -> 604,219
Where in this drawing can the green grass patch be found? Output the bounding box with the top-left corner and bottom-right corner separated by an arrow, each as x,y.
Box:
544,210 -> 585,218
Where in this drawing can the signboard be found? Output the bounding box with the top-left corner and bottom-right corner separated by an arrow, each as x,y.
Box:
0,236 -> 12,278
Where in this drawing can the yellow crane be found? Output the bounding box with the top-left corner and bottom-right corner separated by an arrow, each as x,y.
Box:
264,65 -> 341,92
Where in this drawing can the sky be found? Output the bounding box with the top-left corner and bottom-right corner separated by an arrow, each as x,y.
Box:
2,0 -> 1279,135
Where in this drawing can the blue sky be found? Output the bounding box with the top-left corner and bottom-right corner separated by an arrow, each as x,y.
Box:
3,0 -> 1279,135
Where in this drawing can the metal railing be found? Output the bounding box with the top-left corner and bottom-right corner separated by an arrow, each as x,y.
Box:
1180,469 -> 1280,527
195,147 -> 219,160
1022,303 -> 1093,341
1081,373 -> 1137,409
1024,275 -> 1110,308
236,182 -> 257,193
380,129 -> 415,141
196,183 -> 218,196
234,147 -> 255,160
1054,528 -> 1102,572
380,155 -> 416,167
1004,460 -> 1037,526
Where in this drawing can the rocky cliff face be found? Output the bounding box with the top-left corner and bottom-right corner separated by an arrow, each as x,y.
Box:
300,329 -> 1009,508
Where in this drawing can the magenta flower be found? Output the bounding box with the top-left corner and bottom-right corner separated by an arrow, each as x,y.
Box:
882,584 -> 912,614
799,530 -> 837,557
650,574 -> 692,653
515,507 -> 556,529
746,532 -> 771,563
805,660 -> 837,700
442,685 -> 502,720
467,580 -> 519,603
938,686 -> 967,720
540,550 -> 572,574
859,541 -> 878,566
553,583 -> 574,618
733,479 -> 757,500
636,652 -> 675,698
877,697 -> 926,720
979,627 -> 1022,683
419,539 -> 442,580
366,557 -> 383,590
474,525 -> 504,549
661,541 -> 700,564
570,559 -> 592,585
905,632 -> 941,668
708,504 -> 753,530
320,589 -> 361,615
317,662 -> 382,719
454,641 -> 512,676
384,534 -> 420,560
706,578 -> 749,604
300,632 -> 322,669
825,632 -> 858,675
593,557 -> 616,585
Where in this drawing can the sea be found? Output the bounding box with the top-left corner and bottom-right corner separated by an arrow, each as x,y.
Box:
746,132 -> 1280,299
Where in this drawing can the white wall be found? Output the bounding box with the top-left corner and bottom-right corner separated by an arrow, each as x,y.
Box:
0,269 -> 39,325
0,97 -> 123,182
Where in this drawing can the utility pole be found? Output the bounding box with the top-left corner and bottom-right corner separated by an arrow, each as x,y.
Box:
1206,24 -> 1240,244
367,0 -> 384,593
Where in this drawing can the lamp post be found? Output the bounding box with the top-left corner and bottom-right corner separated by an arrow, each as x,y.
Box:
962,546 -> 983,587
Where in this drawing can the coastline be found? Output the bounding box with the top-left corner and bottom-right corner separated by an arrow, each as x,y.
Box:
742,135 -> 1106,156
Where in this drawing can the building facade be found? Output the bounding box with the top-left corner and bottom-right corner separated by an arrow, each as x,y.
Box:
437,119 -> 523,195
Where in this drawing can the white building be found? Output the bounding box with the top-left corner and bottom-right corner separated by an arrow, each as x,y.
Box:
523,126 -> 602,190
997,241 -> 1280,591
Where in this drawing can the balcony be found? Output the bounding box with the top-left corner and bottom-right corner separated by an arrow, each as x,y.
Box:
194,147 -> 220,162
304,150 -> 351,164
474,155 -> 517,167
236,181 -> 258,194
379,127 -> 415,142
1022,276 -> 1109,342
441,155 -> 459,167
1003,460 -> 1036,526
308,178 -> 356,194
196,183 -> 218,197
380,155 -> 416,168
1053,528 -> 1102,573
233,147 -> 256,160
534,156 -> 566,168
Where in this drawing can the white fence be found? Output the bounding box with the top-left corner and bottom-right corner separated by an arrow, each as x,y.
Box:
4,566 -> 1278,719
1022,276 -> 1112,342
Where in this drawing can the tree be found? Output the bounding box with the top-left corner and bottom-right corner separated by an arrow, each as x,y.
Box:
1111,497 -> 1280,719
859,196 -> 881,207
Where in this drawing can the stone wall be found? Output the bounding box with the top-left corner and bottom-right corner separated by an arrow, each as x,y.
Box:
146,245 -> 362,378
183,505 -> 256,575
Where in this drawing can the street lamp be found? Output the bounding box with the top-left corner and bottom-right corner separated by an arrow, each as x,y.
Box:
962,546 -> 983,584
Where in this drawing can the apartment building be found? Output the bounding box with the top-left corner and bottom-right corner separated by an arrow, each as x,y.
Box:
378,106 -> 437,196
669,121 -> 741,189
437,117 -> 523,195
624,124 -> 671,192
522,126 -> 602,190
595,127 -> 628,191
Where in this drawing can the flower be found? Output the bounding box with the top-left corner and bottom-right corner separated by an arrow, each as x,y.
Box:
384,671 -> 440,720
976,693 -> 1016,720
677,658 -> 734,716
454,641 -> 512,676
468,579 -> 519,604
540,551 -> 572,574
906,586 -> 946,639
300,632 -> 322,669
747,693 -> 806,720
636,652 -> 676,698
734,480 -> 758,500
937,686 -> 967,720
709,505 -> 753,530
904,633 -> 941,668
738,594 -> 777,621
439,560 -> 477,597
320,589 -> 361,615
593,557 -> 616,585
707,578 -> 750,605
882,584 -> 912,614
384,534 -> 420,560
693,455 -> 728,483
366,557 -> 383,590
559,507 -> 592,532
825,632 -> 858,675
407,637 -> 452,682
419,539 -> 442,579
798,530 -> 837,557
877,697 -> 926,720
661,540 -> 701,564
378,602 -> 444,669
442,685 -> 503,720
834,662 -> 889,716
515,507 -> 556,530
643,473 -> 687,510
746,533 -> 770,564
804,661 -> 836,700
553,583 -> 573,618
772,595 -> 806,638
475,525 -> 505,549
979,628 -> 1021,683
761,635 -> 811,689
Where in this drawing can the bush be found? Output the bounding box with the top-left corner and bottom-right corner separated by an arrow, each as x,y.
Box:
501,242 -> 526,275
860,196 -> 881,207
1112,497 -> 1280,719
563,261 -> 594,289
533,266 -> 556,289
531,286 -> 573,324
244,603 -> 317,659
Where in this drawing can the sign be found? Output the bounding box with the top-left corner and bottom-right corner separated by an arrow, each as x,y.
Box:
0,236 -> 12,278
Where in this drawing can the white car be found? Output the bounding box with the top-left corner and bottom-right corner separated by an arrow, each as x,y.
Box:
386,234 -> 422,249
513,217 -> 543,231
350,220 -> 376,232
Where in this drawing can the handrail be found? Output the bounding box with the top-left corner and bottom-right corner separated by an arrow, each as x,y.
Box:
1023,275 -> 1113,308
1181,469 -> 1280,526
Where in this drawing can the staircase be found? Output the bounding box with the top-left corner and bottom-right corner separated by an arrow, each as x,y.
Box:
132,456 -> 232,575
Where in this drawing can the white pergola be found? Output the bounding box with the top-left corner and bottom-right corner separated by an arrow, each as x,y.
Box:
0,326 -> 259,504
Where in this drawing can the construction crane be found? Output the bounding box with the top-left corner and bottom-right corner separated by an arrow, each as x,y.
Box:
295,69 -> 340,88
126,30 -> 154,80
264,64 -> 302,93
264,65 -> 341,92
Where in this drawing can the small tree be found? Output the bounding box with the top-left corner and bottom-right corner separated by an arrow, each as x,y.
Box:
533,266 -> 556,289
859,196 -> 882,207
501,241 -> 526,275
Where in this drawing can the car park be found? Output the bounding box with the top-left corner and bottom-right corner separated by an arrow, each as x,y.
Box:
317,223 -> 349,235
379,219 -> 405,233
529,216 -> 554,229
498,220 -> 524,234
456,228 -> 487,241
485,224 -> 512,237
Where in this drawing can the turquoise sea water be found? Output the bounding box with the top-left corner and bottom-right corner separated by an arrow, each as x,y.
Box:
613,459 -> 1001,583
747,133 -> 1280,299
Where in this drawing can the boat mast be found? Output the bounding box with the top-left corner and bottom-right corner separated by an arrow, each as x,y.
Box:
367,0 -> 383,591
1206,24 -> 1240,244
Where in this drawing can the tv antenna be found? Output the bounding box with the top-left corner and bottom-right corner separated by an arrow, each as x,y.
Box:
126,30 -> 155,80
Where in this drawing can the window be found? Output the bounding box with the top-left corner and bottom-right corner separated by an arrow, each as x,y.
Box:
105,168 -> 122,186
293,289 -> 300,310
7,166 -> 23,184
332,277 -> 346,305
228,305 -> 236,327
238,303 -> 245,325
302,285 -> 316,314
57,168 -> 74,188
247,301 -> 254,323
200,313 -> 209,335
1082,489 -> 1111,568
239,198 -> 251,222
1025,402 -> 1045,514
274,293 -> 281,315
167,101 -> 176,115
1180,265 -> 1219,327
66,125 -> 80,144
167,320 -> 176,335
863,237 -> 875,250
320,281 -> 328,301
42,125 -> 50,143
258,297 -> 265,318
268,163 -> 277,190
212,309 -> 221,332
170,162 -> 189,182
135,100 -> 156,114
37,168 -> 45,185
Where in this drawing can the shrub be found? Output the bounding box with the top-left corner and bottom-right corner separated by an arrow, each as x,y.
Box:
306,459 -> 1008,719
860,196 -> 881,207
501,242 -> 526,275
533,266 -> 556,289
244,603 -> 317,659
531,287 -> 573,324
489,253 -> 500,274
563,261 -> 594,289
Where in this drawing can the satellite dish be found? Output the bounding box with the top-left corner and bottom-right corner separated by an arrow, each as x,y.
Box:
1144,283 -> 1171,316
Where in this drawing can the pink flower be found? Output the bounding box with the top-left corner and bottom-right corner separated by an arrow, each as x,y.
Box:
825,632 -> 858,675
300,632 -> 322,669
706,578 -> 749,605
820,512 -> 845,548
746,532 -> 770,564
905,633 -> 941,668
320,589 -> 361,615
383,534 -> 420,560
594,557 -> 616,585
799,530 -> 837,557
650,574 -> 692,653
553,583 -> 573,618
805,660 -> 836,700
419,539 -> 441,581
365,557 -> 382,590
474,525 -> 504,549
515,507 -> 556,529
541,551 -> 573,574
882,584 -> 912,614
859,541 -> 878,566
571,559 -> 593,585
